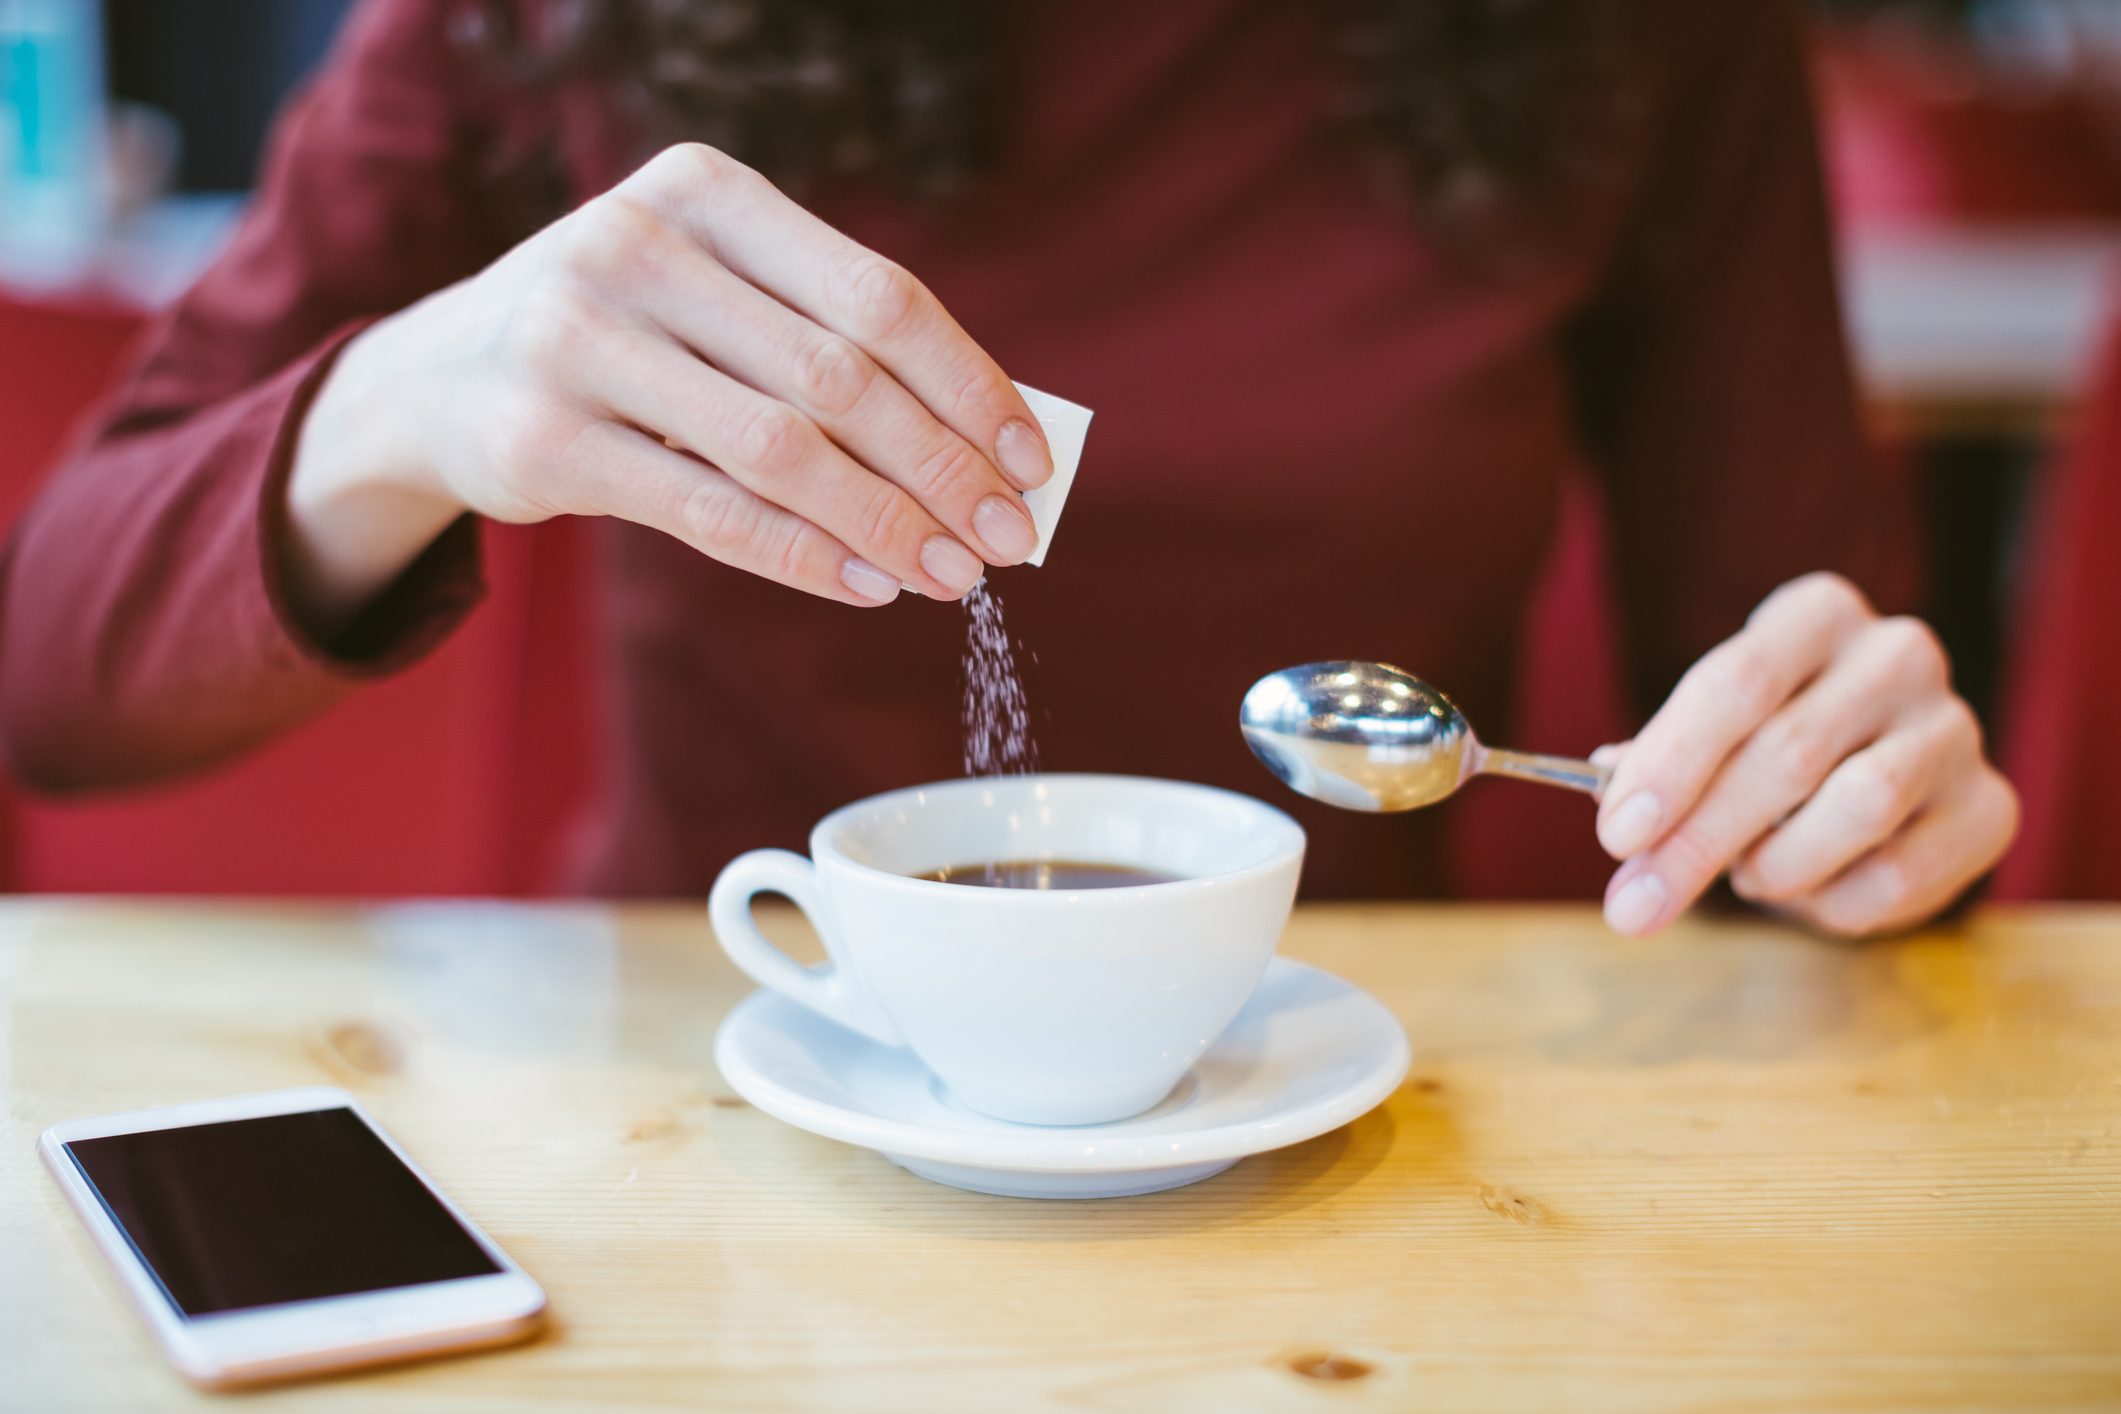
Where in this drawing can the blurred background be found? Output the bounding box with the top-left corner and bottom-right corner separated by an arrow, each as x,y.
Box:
0,0 -> 2115,899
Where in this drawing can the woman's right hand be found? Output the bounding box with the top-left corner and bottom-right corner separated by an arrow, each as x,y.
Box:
288,143 -> 1054,633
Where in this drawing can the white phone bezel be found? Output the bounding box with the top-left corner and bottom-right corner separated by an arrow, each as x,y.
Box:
39,1085 -> 547,1389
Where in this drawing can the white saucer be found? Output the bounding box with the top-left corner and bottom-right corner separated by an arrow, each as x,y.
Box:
713,958 -> 1410,1199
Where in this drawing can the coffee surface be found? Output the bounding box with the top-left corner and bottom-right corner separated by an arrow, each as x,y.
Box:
915,860 -> 1182,890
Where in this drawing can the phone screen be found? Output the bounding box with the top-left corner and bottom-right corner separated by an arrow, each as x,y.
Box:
62,1108 -> 501,1317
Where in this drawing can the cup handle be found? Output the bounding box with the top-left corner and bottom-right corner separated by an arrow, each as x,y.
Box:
708,849 -> 904,1047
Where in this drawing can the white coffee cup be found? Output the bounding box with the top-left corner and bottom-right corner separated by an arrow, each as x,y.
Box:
708,774 -> 1305,1126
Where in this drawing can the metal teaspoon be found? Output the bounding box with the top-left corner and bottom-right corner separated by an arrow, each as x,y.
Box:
1239,660 -> 1612,813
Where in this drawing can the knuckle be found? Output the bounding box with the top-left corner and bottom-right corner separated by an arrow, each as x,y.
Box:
674,141 -> 733,181
856,486 -> 920,554
647,141 -> 743,192
730,401 -> 809,477
767,518 -> 816,587
830,254 -> 923,344
1875,615 -> 1949,687
1752,570 -> 1868,629
905,436 -> 985,501
1658,822 -> 1725,887
1753,715 -> 1837,797
1797,570 -> 1870,622
558,199 -> 663,286
948,364 -> 1014,428
681,479 -> 760,554
1939,696 -> 1985,757
1864,858 -> 1914,920
1727,860 -> 1764,901
1964,764 -> 2019,835
1989,769 -> 2023,841
504,289 -> 599,377
1841,756 -> 1915,835
490,400 -> 572,480
790,334 -> 874,417
1740,855 -> 1798,903
1939,694 -> 1980,738
1706,643 -> 1782,723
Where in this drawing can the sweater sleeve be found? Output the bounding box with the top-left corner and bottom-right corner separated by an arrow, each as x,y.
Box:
1566,0 -> 1921,718
0,0 -> 522,791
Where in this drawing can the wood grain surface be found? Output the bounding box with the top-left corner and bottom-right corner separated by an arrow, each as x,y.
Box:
3,900 -> 2118,1412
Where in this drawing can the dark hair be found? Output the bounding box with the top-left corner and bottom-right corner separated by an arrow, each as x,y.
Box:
457,0 -> 1644,260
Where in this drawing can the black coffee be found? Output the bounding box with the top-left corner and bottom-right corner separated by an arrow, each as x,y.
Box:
915,860 -> 1182,890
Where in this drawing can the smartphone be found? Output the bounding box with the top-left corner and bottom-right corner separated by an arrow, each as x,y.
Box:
39,1086 -> 547,1389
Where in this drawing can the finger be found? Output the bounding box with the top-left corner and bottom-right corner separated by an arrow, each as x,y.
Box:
633,238 -> 1039,565
1608,613 -> 1949,931
624,146 -> 1055,490
1597,572 -> 1872,861
1789,766 -> 2020,937
585,326 -> 986,599
1732,696 -> 1981,903
564,422 -> 898,606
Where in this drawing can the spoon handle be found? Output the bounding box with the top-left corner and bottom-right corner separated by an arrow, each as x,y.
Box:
1478,748 -> 1612,798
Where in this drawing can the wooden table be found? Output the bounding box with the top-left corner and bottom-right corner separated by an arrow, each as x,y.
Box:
4,901 -> 2118,1411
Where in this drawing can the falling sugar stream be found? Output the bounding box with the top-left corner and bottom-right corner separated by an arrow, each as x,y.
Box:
960,577 -> 1039,778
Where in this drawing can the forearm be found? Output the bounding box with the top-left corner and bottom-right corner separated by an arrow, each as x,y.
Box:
0,326 -> 483,793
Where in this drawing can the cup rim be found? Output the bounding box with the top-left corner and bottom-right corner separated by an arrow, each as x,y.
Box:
808,773 -> 1305,900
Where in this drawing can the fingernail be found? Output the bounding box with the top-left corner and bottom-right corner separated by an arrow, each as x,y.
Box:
1589,743 -> 1622,769
919,535 -> 983,595
995,418 -> 1052,489
972,494 -> 1037,562
1602,791 -> 1663,858
1606,872 -> 1669,935
839,558 -> 899,604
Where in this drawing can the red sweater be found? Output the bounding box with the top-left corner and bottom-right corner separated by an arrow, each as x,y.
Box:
0,0 -> 1908,897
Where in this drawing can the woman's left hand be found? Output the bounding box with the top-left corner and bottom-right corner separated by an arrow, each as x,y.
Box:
1593,572 -> 2019,938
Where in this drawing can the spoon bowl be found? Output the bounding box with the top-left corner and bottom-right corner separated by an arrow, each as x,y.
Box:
1239,661 -> 1609,812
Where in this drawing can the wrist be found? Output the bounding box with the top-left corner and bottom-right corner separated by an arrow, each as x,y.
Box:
295,314 -> 460,518
285,315 -> 467,638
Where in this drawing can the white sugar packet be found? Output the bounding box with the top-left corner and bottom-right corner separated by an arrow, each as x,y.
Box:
1012,382 -> 1092,567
